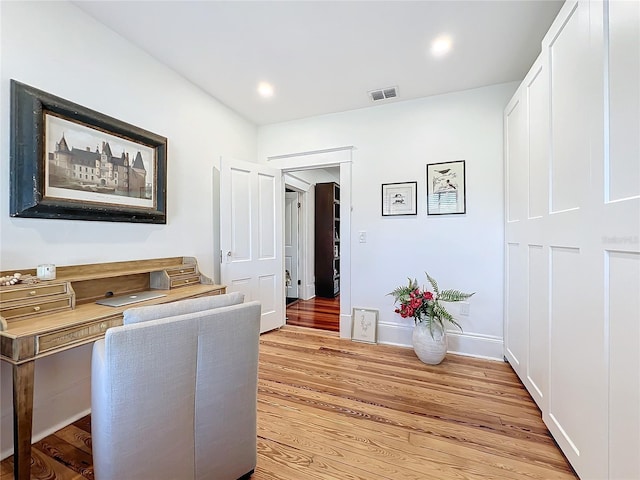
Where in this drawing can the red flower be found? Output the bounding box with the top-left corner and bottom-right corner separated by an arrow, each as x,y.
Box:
390,274 -> 473,333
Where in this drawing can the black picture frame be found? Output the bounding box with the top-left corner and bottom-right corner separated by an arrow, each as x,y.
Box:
10,80 -> 167,223
426,160 -> 466,215
381,181 -> 417,216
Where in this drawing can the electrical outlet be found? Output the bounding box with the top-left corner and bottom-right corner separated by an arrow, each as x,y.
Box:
359,231 -> 367,243
460,301 -> 470,316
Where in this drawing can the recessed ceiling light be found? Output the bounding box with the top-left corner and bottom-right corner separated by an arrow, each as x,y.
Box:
257,82 -> 274,98
431,35 -> 452,57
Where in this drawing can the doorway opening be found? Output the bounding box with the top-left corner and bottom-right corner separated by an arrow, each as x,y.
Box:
283,166 -> 341,332
269,146 -> 353,338
285,187 -> 300,306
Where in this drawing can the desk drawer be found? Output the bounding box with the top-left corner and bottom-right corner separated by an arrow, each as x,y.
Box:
0,282 -> 68,302
166,265 -> 198,277
0,296 -> 73,320
36,316 -> 122,354
170,275 -> 201,288
150,266 -> 200,290
187,289 -> 225,299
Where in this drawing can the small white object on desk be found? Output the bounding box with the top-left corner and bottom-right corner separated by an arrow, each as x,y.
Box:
37,264 -> 56,280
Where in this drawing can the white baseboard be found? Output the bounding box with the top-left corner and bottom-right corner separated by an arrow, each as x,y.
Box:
445,331 -> 504,361
376,322 -> 504,361
376,321 -> 413,346
1,407 -> 91,461
302,284 -> 315,300
339,313 -> 351,339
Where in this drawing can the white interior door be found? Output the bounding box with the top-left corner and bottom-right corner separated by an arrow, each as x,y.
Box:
284,191 -> 299,299
220,158 -> 284,333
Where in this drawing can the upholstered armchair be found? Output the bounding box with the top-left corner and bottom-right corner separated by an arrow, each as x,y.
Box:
91,293 -> 260,480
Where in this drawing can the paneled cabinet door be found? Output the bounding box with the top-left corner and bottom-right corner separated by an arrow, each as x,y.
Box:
606,1 -> 640,479
504,87 -> 528,381
543,1 -> 608,478
505,1 -> 639,478
504,52 -> 551,414
522,56 -> 550,412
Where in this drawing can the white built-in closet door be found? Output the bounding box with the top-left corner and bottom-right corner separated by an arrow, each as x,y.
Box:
504,54 -> 550,411
544,1 -> 640,477
544,2 -> 608,477
523,58 -> 550,411
504,90 -> 528,379
506,1 -> 639,477
606,1 -> 640,478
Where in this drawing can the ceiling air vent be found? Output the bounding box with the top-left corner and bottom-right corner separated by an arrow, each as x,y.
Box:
369,86 -> 398,102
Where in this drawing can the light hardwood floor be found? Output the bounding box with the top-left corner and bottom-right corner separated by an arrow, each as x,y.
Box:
1,326 -> 577,479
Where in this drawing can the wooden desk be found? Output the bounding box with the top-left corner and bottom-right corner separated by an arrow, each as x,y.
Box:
0,257 -> 225,480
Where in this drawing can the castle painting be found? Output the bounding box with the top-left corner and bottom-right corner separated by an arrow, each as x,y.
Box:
45,114 -> 155,209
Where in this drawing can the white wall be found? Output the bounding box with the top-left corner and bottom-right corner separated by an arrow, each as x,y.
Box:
0,0 -> 519,459
0,1 -> 257,458
258,83 -> 517,359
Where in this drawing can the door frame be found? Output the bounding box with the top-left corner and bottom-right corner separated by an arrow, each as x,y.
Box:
284,189 -> 301,300
284,176 -> 311,300
267,147 -> 353,339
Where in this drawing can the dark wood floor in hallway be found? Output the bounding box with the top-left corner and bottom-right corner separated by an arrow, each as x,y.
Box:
286,295 -> 339,331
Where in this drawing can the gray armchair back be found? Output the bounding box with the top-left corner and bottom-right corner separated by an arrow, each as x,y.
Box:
91,296 -> 260,480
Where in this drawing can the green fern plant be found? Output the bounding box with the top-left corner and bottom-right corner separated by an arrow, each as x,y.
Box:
389,273 -> 474,337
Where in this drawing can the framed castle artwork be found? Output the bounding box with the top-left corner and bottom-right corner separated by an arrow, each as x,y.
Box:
10,80 -> 167,223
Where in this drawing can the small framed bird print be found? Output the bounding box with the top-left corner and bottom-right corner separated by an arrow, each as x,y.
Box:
426,160 -> 466,215
382,181 -> 417,216
351,308 -> 378,343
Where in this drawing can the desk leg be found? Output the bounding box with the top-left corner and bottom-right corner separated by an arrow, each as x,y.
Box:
12,361 -> 34,480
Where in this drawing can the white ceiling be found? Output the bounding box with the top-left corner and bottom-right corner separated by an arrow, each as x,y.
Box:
73,1 -> 563,126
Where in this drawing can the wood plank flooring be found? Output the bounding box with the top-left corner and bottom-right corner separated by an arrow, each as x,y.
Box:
1,326 -> 577,479
286,296 -> 339,331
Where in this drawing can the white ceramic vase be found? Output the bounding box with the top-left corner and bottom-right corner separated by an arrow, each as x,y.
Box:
412,322 -> 447,365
